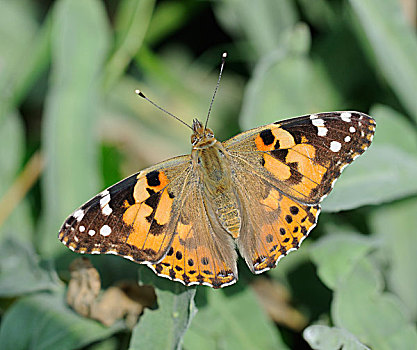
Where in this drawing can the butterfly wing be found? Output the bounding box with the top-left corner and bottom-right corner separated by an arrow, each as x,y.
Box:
225,111 -> 376,204
149,178 -> 238,288
225,111 -> 375,272
59,155 -> 238,288
59,155 -> 193,263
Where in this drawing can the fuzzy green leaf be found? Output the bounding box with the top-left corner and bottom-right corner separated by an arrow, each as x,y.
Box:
39,0 -> 110,258
303,325 -> 370,350
370,198 -> 417,320
130,268 -> 197,350
349,0 -> 417,123
0,291 -> 122,350
184,287 -> 288,350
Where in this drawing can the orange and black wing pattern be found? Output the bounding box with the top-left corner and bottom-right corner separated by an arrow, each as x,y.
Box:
59,156 -> 191,264
226,111 -> 376,272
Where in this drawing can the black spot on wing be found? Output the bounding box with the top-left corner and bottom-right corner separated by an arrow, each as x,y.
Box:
259,129 -> 275,146
144,191 -> 162,210
270,149 -> 288,162
146,170 -> 161,187
149,220 -> 165,236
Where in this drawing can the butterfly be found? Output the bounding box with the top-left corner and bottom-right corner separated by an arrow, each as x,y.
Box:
59,56 -> 376,289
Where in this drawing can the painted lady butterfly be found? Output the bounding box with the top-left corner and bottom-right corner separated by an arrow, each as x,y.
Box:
59,54 -> 376,288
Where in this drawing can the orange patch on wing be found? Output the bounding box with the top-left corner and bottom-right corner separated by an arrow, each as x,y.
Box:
151,171 -> 169,191
125,204 -> 153,247
252,197 -> 320,273
260,188 -> 281,212
133,177 -> 150,203
263,154 -> 291,180
275,128 -> 297,148
255,135 -> 271,151
285,144 -> 327,197
255,127 -> 296,152
152,222 -> 236,287
153,189 -> 174,225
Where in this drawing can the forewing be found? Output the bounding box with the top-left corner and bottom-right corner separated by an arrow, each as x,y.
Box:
225,111 -> 376,204
58,156 -> 192,263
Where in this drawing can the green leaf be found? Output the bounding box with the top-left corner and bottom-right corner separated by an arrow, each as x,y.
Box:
184,287 -> 288,350
240,39 -> 341,130
103,0 -> 155,90
349,0 -> 417,123
0,1 -> 39,121
145,1 -> 196,45
0,238 -> 60,297
39,0 -> 110,258
296,0 -> 336,31
0,291 -> 123,350
303,325 -> 370,350
310,232 -> 375,290
332,258 -> 417,350
311,232 -> 417,349
322,145 -> 417,212
370,104 -> 417,153
214,0 -> 298,57
369,198 -> 417,320
0,111 -> 32,240
130,268 -> 197,350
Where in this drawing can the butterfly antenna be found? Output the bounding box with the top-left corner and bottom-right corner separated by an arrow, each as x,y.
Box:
135,90 -> 193,131
204,52 -> 227,131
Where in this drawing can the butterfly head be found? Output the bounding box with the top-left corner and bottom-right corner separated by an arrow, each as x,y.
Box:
191,119 -> 216,149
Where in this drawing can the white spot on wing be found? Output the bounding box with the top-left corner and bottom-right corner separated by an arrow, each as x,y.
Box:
79,225 -> 85,232
100,193 -> 110,207
341,112 -> 351,122
349,126 -> 356,133
73,209 -> 85,222
88,229 -> 96,236
344,136 -> 351,142
105,250 -> 118,255
74,236 -> 79,242
100,191 -> 113,216
330,141 -> 342,152
311,118 -> 328,137
102,205 -> 112,216
100,225 -> 112,236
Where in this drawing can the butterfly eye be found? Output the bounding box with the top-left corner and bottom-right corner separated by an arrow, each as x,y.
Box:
191,135 -> 198,145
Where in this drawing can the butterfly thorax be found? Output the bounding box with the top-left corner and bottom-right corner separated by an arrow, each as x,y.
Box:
191,119 -> 241,238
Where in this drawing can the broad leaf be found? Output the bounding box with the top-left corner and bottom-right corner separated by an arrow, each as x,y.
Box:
130,268 -> 197,350
184,287 -> 288,350
0,291 -> 122,350
39,0 -> 110,258
303,325 -> 370,350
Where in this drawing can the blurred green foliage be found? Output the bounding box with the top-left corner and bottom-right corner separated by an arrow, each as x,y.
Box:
1,0 -> 417,349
